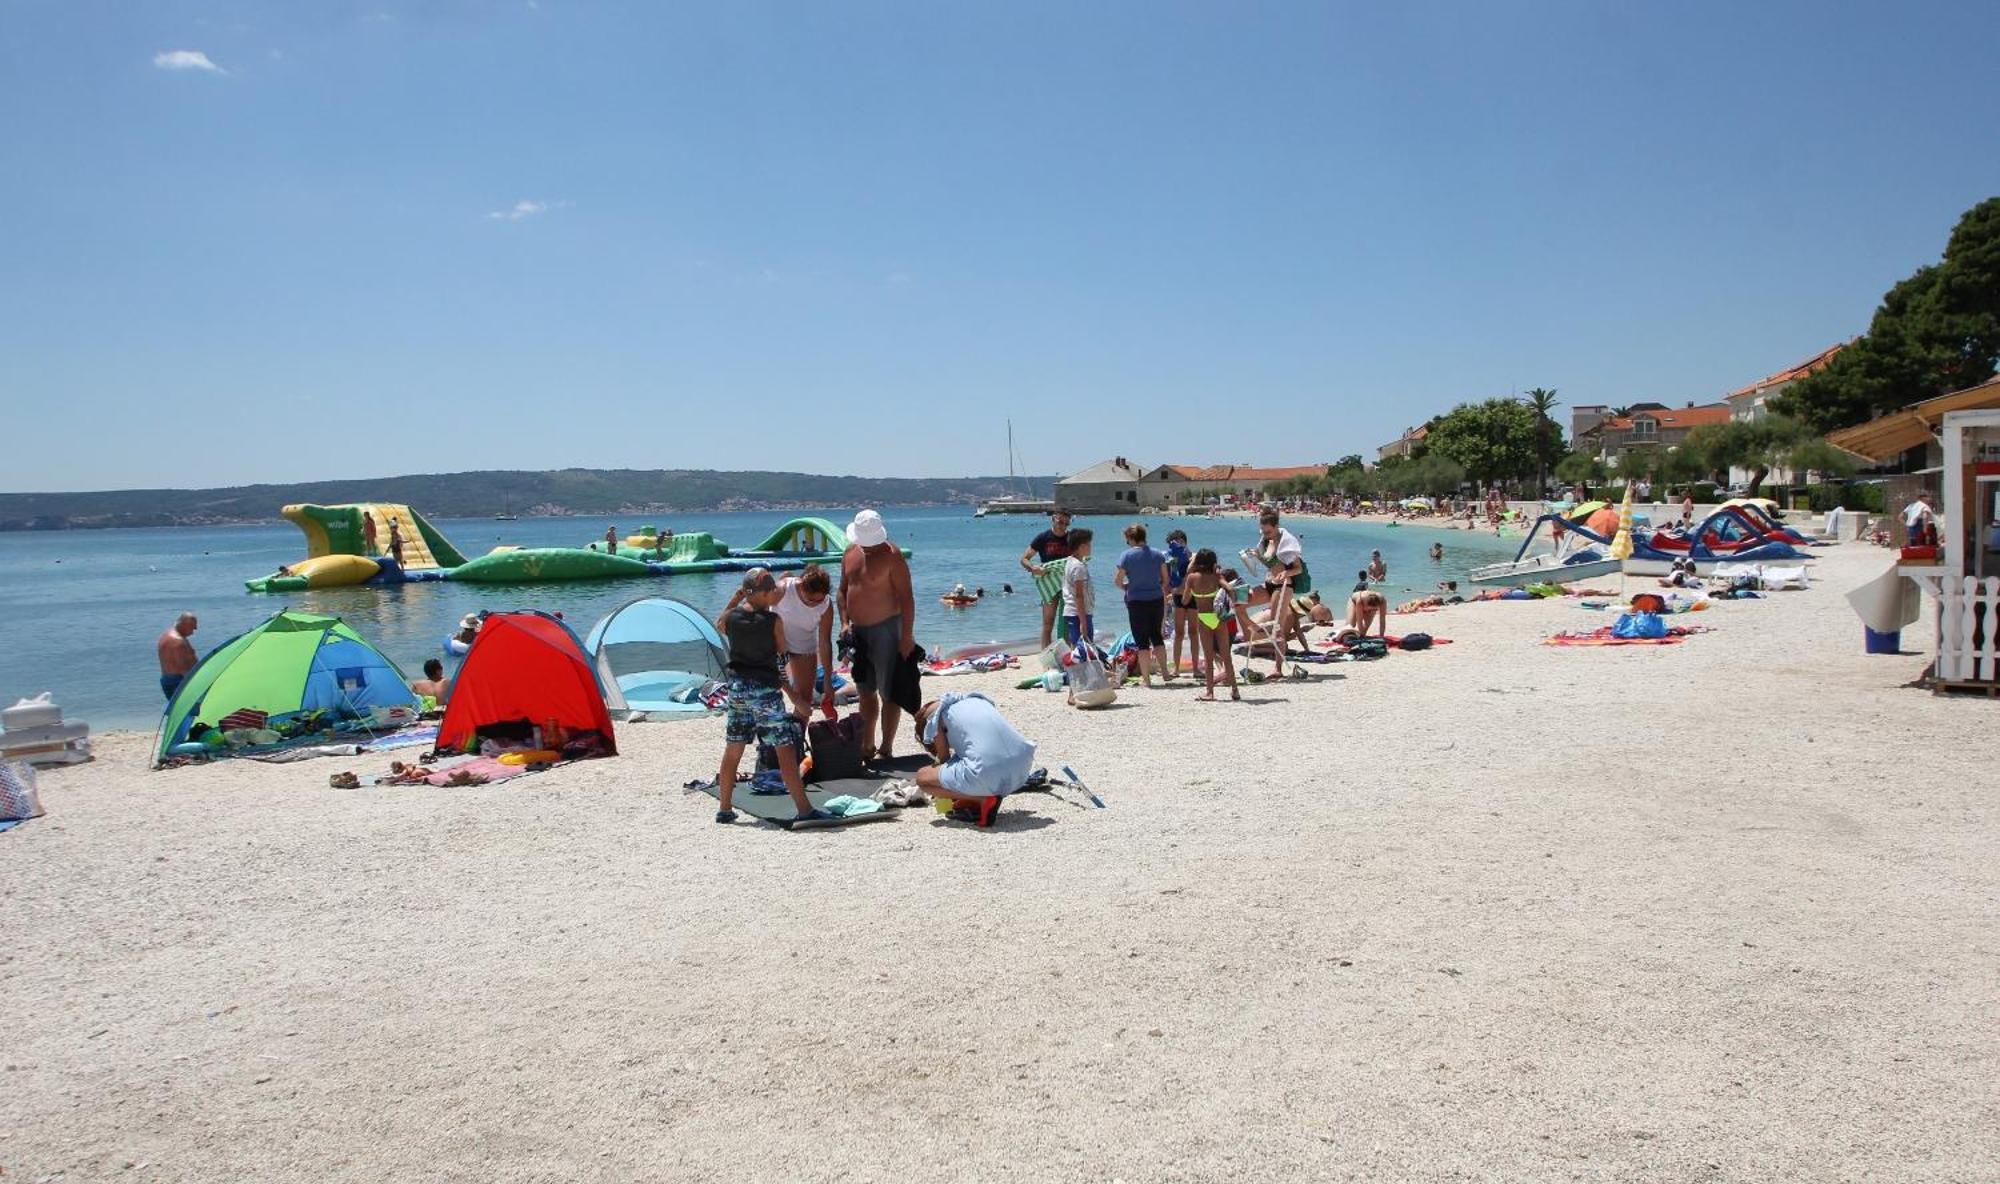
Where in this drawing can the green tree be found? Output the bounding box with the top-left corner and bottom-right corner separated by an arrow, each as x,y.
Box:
1553,448 -> 1606,492
1521,388 -> 1563,494
1775,197 -> 2000,431
1681,415 -> 1821,495
1426,398 -> 1542,489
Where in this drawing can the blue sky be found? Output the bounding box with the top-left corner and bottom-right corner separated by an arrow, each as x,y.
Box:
5,1 -> 1998,492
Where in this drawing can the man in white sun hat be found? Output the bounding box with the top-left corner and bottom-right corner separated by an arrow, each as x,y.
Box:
838,510 -> 916,760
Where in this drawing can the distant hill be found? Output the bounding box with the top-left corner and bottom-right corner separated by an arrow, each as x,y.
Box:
0,468 -> 1057,531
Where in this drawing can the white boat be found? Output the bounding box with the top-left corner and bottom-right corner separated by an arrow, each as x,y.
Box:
1470,514 -> 1626,587
1469,550 -> 1623,588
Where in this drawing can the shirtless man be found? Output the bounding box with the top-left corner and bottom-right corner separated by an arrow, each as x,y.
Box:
1366,549 -> 1387,582
838,510 -> 915,760
157,612 -> 198,700
410,658 -> 450,703
387,518 -> 405,567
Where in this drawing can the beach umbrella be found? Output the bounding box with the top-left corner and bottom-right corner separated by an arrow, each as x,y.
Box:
1564,500 -> 1607,522
1585,506 -> 1621,537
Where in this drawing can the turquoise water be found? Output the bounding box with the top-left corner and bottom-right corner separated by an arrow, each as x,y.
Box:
0,508 -> 1517,729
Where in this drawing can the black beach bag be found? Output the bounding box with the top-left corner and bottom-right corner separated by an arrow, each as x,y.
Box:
807,714 -> 869,782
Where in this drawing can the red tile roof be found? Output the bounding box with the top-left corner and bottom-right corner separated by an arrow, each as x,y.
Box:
1728,342 -> 1848,400
1160,464 -> 1327,482
1586,404 -> 1734,433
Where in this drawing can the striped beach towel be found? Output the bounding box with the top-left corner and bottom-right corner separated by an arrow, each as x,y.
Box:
1033,558 -> 1068,605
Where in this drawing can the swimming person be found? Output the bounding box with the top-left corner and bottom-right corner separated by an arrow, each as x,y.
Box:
838,509 -> 915,761
1060,527 -> 1096,646
156,612 -> 197,700
913,694 -> 1038,804
712,569 -> 819,825
1352,568 -> 1372,594
1429,541 -> 1443,561
410,658 -> 449,703
1367,549 -> 1387,582
1019,509 -> 1075,649
774,566 -> 836,721
1114,523 -> 1170,687
1181,549 -> 1238,701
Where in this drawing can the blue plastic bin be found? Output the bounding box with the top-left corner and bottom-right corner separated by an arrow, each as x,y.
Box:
1863,627 -> 1901,655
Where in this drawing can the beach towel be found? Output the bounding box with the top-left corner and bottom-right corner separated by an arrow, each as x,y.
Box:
1545,624 -> 1707,647
421,756 -> 529,786
1033,558 -> 1069,605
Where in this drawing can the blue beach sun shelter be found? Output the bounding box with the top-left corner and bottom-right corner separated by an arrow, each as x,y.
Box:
584,596 -> 729,715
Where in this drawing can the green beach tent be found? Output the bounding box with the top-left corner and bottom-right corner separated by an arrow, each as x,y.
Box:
156,611 -> 417,765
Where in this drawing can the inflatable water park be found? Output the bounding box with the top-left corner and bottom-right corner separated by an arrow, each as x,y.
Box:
1471,497 -> 1816,587
246,503 -> 900,593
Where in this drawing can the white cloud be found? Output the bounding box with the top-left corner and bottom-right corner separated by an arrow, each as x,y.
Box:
487,199 -> 565,222
153,49 -> 224,74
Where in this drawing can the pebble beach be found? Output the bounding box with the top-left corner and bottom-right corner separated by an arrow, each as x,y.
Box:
6,541 -> 1996,1182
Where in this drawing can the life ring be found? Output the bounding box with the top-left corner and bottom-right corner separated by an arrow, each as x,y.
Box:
443,635 -> 471,657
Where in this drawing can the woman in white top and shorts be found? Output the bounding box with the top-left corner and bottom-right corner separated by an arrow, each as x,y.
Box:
774,566 -> 837,720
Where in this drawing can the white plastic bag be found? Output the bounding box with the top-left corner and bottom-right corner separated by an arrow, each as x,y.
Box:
1067,644 -> 1118,709
0,761 -> 44,822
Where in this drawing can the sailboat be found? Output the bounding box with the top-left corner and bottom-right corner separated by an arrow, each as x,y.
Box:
976,421 -> 1050,516
493,495 -> 519,522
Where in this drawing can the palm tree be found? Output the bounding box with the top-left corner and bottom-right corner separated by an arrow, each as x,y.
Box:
1522,387 -> 1560,496
1609,405 -> 1634,419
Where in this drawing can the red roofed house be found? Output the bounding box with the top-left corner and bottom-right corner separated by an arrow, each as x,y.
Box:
1723,342 -> 1847,486
1131,463 -> 1331,508
1375,424 -> 1429,462
1573,403 -> 1735,470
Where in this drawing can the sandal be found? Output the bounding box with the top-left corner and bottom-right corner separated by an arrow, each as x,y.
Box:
715,809 -> 738,824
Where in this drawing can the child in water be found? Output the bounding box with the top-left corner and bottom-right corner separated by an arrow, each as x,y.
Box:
711,568 -> 823,826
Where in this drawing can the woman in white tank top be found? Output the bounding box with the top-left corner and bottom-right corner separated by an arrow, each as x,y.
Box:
774,568 -> 836,719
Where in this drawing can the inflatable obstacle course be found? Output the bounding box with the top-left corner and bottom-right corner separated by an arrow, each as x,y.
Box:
248,507 -> 905,592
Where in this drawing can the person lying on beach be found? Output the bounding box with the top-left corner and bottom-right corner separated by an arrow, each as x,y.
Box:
712,569 -> 820,825
1347,589 -> 1388,637
410,658 -> 449,703
1181,549 -> 1238,701
913,693 -> 1038,802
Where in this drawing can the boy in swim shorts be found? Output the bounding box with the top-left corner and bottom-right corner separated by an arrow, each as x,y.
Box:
711,569 -> 822,825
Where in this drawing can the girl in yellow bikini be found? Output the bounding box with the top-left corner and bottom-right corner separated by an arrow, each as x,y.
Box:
1180,549 -> 1239,702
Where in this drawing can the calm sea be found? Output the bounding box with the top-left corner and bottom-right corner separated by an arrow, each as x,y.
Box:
0,507 -> 1517,730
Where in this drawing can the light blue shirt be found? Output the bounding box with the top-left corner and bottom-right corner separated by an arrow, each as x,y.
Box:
924,692 -> 1037,797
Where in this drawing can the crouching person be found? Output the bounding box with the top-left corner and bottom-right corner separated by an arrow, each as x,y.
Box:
713,568 -> 823,825
914,693 -> 1037,814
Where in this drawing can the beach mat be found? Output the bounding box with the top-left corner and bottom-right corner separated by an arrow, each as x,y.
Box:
695,777 -> 901,829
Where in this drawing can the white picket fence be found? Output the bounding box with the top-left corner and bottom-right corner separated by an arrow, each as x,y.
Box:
1936,576 -> 2000,684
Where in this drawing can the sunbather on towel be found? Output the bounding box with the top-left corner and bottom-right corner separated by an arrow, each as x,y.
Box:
913,693 -> 1037,800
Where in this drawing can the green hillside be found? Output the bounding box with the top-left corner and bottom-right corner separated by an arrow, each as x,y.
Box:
0,468 -> 1055,531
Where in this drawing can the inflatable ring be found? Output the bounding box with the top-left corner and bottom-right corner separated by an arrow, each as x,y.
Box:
443,635 -> 471,657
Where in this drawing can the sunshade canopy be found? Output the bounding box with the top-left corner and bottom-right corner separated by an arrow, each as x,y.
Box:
157,611 -> 415,761
438,611 -> 616,751
1825,376 -> 2000,462
585,597 -> 729,713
